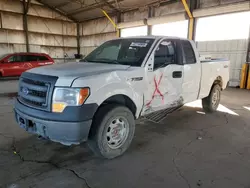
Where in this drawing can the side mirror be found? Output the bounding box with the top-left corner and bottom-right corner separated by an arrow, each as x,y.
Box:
147,64 -> 154,72
74,54 -> 85,59
146,55 -> 154,72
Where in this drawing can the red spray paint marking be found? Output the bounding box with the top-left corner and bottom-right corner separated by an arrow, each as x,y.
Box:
146,73 -> 165,107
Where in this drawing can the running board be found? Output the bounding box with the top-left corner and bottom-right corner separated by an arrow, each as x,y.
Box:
144,106 -> 182,123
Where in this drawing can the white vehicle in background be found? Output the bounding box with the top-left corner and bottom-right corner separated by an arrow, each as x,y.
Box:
14,36 -> 229,159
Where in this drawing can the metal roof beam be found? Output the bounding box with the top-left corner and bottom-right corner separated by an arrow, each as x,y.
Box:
67,0 -> 123,17
99,0 -> 121,12
54,0 -> 86,8
35,0 -> 78,22
54,1 -> 71,8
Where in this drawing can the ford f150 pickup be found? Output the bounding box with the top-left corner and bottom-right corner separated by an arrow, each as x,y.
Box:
14,36 -> 229,159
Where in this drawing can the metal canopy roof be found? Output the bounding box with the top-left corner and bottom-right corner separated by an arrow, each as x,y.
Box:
36,0 -> 173,22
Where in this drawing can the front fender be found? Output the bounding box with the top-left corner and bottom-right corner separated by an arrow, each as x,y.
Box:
86,83 -> 144,118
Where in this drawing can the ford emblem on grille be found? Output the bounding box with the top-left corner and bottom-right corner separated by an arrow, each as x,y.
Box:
21,87 -> 29,95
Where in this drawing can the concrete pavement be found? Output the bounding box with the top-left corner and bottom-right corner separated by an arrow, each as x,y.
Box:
0,88 -> 250,188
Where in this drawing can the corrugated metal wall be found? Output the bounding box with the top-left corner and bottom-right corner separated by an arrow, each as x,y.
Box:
197,40 -> 248,87
155,1 -> 185,17
199,0 -> 247,8
79,1 -> 186,56
78,1 -> 249,88
0,0 -> 77,63
0,0 -> 248,74
195,9 -> 250,87
79,16 -> 117,56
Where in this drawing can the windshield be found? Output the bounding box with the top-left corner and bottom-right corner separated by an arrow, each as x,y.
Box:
82,38 -> 154,67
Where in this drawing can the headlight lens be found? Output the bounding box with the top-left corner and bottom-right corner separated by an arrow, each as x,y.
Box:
52,88 -> 90,113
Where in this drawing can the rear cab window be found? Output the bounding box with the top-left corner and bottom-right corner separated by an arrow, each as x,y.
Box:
181,40 -> 196,64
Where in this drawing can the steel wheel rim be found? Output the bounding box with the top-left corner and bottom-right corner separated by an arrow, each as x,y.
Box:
212,89 -> 220,108
106,117 -> 129,149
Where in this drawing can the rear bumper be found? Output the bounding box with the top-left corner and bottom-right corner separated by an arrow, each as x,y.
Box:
14,99 -> 97,146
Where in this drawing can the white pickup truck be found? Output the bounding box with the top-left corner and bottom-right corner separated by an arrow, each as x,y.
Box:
14,36 -> 229,159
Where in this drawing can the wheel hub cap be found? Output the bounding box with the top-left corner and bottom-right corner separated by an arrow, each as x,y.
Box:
212,89 -> 219,107
106,117 -> 129,149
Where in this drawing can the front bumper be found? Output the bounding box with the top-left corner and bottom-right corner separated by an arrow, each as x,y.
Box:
14,99 -> 98,146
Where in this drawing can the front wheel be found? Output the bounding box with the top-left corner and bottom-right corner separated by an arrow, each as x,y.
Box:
88,104 -> 135,159
202,84 -> 221,113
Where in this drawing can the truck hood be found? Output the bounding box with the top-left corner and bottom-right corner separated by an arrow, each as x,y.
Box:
28,62 -> 131,78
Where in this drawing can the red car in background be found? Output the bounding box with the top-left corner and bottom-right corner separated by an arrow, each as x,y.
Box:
0,53 -> 54,77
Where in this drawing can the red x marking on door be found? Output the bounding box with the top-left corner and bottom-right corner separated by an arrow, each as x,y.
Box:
146,73 -> 165,107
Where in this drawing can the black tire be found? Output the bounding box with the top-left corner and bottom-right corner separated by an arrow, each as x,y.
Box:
202,84 -> 221,113
88,104 -> 135,159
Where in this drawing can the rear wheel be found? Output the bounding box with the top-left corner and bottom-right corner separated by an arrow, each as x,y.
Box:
88,104 -> 135,159
202,84 -> 221,112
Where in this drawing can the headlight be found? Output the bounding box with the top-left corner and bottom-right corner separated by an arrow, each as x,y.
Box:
52,87 -> 90,113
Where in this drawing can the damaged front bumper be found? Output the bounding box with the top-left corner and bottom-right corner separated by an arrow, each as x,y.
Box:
14,99 -> 98,146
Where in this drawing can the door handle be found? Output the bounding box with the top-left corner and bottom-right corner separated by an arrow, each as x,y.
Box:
172,71 -> 182,78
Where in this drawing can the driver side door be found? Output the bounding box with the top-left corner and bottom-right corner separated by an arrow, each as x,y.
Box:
142,39 -> 184,114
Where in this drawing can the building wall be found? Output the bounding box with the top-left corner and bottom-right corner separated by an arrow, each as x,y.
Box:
79,16 -> 117,56
199,0 -> 247,8
79,1 -> 187,55
155,1 -> 185,17
123,9 -> 148,22
79,2 -> 184,55
195,10 -> 250,87
0,0 -> 247,71
197,40 -> 248,87
0,0 -> 77,63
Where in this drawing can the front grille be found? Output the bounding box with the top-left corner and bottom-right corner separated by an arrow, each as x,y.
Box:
18,72 -> 58,111
19,78 -> 49,108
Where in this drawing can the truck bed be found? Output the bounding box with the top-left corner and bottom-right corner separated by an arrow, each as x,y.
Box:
199,59 -> 230,99
201,58 -> 228,63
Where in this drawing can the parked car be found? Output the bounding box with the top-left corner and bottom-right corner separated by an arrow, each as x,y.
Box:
14,36 -> 229,159
0,52 -> 54,77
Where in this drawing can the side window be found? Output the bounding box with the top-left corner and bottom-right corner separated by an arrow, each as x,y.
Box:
26,55 -> 39,62
154,40 -> 176,70
8,56 -> 14,62
8,55 -> 23,63
39,56 -> 49,61
182,40 -> 196,64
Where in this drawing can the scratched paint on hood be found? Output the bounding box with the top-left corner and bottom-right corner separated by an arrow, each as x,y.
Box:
28,62 -> 130,78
